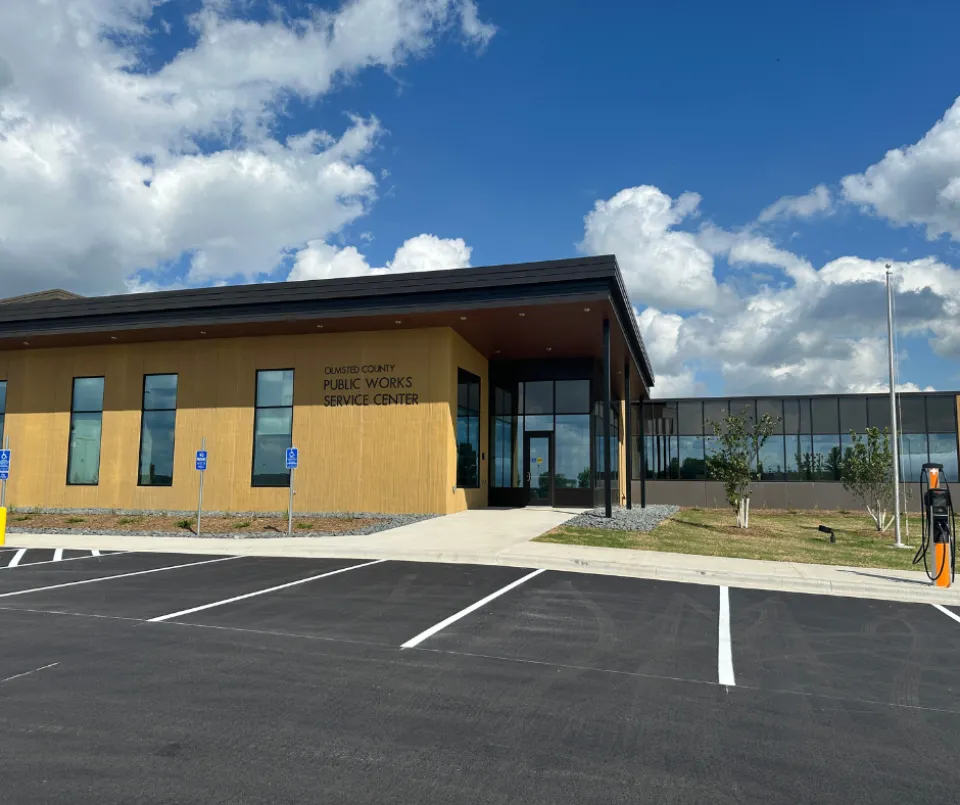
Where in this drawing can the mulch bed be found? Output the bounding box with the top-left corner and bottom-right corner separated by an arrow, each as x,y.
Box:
6,512 -> 378,535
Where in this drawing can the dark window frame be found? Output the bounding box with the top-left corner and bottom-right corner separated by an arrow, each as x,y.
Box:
67,375 -> 105,487
137,373 -> 178,488
456,368 -> 482,489
251,368 -> 295,488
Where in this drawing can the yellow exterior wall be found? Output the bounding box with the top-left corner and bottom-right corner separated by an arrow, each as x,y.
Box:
447,330 -> 489,513
0,327 -> 473,515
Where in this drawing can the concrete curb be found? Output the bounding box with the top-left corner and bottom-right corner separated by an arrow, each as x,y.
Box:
6,532 -> 960,607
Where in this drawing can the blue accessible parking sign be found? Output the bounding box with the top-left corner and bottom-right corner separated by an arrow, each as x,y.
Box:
0,449 -> 11,480
195,450 -> 208,471
285,447 -> 298,470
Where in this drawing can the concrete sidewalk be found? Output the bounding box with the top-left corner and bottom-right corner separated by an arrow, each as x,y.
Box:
7,509 -> 959,606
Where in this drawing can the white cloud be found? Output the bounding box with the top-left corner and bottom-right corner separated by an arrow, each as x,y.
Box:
288,234 -> 471,281
842,95 -> 960,240
0,0 -> 495,295
583,183 -> 960,395
579,186 -> 721,310
758,184 -> 832,222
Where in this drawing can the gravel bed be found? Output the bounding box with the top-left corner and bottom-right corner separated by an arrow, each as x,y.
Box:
564,505 -> 679,532
6,511 -> 437,539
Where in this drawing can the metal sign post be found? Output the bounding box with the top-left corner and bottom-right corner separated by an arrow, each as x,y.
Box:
285,447 -> 298,536
0,436 -> 10,508
195,439 -> 207,537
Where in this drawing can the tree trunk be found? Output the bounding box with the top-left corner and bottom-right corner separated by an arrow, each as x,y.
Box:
736,499 -> 744,528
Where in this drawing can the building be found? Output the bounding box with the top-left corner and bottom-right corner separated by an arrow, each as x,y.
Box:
635,393 -> 960,509
0,256 -> 649,515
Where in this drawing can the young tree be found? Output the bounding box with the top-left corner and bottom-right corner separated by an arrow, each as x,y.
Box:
706,408 -> 778,528
840,427 -> 896,532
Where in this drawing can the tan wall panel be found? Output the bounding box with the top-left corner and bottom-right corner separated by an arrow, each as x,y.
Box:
0,328 -> 458,514
447,331 -> 489,512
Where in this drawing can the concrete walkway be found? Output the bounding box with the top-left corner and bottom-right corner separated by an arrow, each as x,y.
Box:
7,508 -> 960,606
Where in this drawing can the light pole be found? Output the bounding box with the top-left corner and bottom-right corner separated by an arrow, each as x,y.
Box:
886,263 -> 904,548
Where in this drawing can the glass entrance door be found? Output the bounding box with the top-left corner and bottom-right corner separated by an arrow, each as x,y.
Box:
524,432 -> 553,506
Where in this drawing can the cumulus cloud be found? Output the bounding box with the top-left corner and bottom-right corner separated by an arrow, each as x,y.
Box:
758,184 -> 833,222
288,234 -> 471,281
842,95 -> 960,240
0,0 -> 494,295
579,186 -> 721,310
580,183 -> 960,395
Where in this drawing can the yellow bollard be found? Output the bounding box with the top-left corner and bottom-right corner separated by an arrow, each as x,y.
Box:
0,506 -> 6,547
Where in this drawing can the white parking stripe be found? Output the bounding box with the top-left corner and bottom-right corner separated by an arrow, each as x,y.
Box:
53,548 -> 63,562
149,559 -> 388,622
401,568 -> 546,649
718,586 -> 736,687
7,548 -> 26,568
0,550 -> 129,571
933,604 -> 960,625
0,556 -> 239,598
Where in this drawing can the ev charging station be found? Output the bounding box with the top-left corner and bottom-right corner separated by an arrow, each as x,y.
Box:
913,462 -> 957,588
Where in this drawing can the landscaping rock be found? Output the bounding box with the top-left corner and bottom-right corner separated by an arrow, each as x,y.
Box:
565,505 -> 679,532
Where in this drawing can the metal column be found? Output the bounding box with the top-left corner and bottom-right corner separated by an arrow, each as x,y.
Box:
624,360 -> 632,509
638,403 -> 646,508
602,319 -> 612,518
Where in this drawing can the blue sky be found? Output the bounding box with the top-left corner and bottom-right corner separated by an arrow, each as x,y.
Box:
2,0 -> 960,396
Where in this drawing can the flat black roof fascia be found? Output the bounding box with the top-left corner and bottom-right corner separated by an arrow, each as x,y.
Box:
637,391 -> 960,404
0,256 -> 654,387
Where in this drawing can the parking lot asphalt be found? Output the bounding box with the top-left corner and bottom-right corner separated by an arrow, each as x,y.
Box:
1,550 -> 959,804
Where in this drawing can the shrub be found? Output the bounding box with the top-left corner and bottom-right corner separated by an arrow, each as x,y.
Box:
232,521 -> 251,529
66,517 -> 85,524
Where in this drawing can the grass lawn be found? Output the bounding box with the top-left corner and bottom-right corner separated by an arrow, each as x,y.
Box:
536,508 -> 929,572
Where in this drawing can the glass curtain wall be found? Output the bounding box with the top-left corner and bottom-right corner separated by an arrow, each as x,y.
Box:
637,393 -> 960,483
491,379 -> 591,490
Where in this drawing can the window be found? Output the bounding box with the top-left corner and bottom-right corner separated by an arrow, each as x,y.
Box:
785,434 -> 812,479
555,380 -> 590,414
758,435 -> 785,480
492,387 -> 518,488
521,381 -> 552,415
253,369 -> 294,487
646,434 -> 678,479
900,433 -> 927,481
138,374 -> 178,486
456,369 -> 481,488
928,434 -> 959,483
555,415 -> 591,488
68,377 -> 104,485
812,434 -> 841,480
0,380 -> 6,444
678,436 -> 706,479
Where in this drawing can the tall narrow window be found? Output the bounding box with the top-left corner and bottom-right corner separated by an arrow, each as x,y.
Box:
68,377 -> 104,485
138,374 -> 178,486
456,369 -> 481,488
253,369 -> 294,487
0,380 -> 7,444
